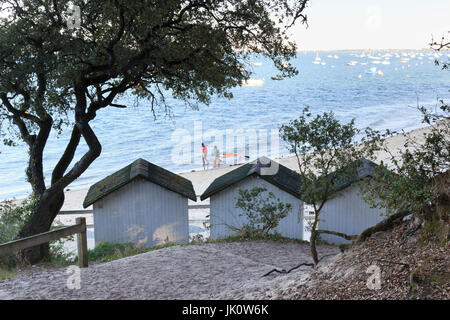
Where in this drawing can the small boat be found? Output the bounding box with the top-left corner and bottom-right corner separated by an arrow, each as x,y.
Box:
271,76 -> 285,81
247,62 -> 262,66
366,67 -> 377,74
347,61 -> 358,66
312,52 -> 321,64
242,79 -> 264,87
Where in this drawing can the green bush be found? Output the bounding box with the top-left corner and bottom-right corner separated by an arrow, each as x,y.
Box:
234,186 -> 292,238
0,197 -> 35,243
0,196 -> 76,268
85,242 -> 178,263
0,197 -> 35,268
362,104 -> 449,218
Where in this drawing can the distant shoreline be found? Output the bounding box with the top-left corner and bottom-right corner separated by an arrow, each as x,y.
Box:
296,48 -> 436,52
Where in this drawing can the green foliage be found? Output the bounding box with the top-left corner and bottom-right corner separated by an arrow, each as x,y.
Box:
0,197 -> 36,268
279,107 -> 373,216
0,267 -> 17,280
0,197 -> 34,243
47,225 -> 76,266
0,196 -> 77,267
210,232 -> 309,244
235,186 -> 292,237
86,242 -> 149,262
361,105 -> 449,217
86,242 -> 177,263
279,108 -> 375,264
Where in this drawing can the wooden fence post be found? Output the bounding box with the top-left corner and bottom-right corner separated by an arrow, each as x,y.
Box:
76,217 -> 88,268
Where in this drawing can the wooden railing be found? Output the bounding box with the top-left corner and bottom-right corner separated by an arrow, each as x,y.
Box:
0,217 -> 88,268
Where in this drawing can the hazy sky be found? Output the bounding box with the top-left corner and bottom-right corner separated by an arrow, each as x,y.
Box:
290,0 -> 450,50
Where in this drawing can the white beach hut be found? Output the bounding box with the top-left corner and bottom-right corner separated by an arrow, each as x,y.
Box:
83,158 -> 197,248
318,159 -> 386,244
200,157 -> 304,240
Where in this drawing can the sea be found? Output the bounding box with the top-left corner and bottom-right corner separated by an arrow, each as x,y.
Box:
1,50 -> 449,252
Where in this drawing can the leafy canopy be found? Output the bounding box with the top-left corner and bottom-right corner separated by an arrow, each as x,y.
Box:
0,0 -> 309,195
280,107 -> 372,208
0,0 -> 309,145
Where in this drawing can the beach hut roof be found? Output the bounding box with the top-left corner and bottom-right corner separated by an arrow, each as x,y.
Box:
327,158 -> 378,192
200,157 -> 303,201
83,158 -> 197,208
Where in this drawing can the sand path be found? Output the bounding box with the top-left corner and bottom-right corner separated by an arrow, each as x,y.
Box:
0,241 -> 338,300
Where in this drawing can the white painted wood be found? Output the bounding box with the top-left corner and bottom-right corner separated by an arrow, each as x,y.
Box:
318,185 -> 385,244
209,176 -> 303,240
93,177 -> 189,247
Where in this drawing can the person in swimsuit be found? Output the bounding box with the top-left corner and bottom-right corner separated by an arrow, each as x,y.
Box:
202,143 -> 209,170
213,145 -> 221,168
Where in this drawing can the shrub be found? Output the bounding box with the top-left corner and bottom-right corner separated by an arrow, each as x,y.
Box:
234,186 -> 292,238
85,242 -> 178,263
362,104 -> 449,218
0,196 -> 35,268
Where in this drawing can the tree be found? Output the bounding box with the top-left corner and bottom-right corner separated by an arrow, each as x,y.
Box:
361,106 -> 449,219
0,0 -> 310,263
280,108 -> 373,265
360,36 -> 449,240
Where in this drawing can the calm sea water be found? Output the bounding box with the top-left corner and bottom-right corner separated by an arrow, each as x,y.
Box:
1,50 -> 449,200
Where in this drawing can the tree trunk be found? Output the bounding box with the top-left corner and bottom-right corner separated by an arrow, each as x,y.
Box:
310,231 -> 319,265
310,215 -> 320,265
18,191 -> 65,264
435,170 -> 449,222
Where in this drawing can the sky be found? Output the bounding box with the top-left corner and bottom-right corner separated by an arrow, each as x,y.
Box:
0,1 -> 448,50
290,0 -> 450,50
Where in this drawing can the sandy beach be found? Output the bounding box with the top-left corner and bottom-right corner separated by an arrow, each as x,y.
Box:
0,241 -> 338,300
61,124 -> 435,211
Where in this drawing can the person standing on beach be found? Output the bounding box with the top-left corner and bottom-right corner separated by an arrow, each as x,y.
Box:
213,145 -> 221,168
202,143 -> 209,170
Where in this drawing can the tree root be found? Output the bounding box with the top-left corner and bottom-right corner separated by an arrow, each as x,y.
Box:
314,230 -> 359,241
262,262 -> 314,277
357,210 -> 411,243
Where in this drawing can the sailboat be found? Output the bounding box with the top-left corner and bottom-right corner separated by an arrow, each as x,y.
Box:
366,67 -> 377,74
312,52 -> 321,65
